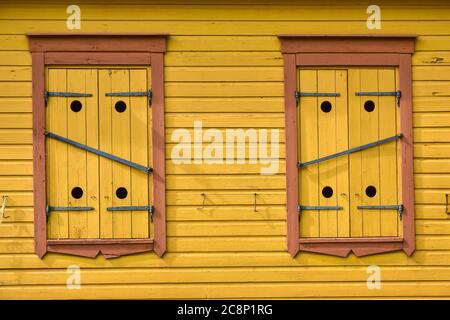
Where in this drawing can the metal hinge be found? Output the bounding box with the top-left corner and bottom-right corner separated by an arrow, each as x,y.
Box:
355,91 -> 401,106
45,131 -> 152,174
105,90 -> 152,105
44,90 -> 92,106
357,205 -> 404,220
46,205 -> 95,221
107,205 -> 154,222
295,91 -> 340,106
298,133 -> 402,168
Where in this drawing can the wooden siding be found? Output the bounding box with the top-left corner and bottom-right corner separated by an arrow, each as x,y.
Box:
0,0 -> 450,299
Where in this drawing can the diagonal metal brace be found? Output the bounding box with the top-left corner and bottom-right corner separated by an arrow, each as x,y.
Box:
107,205 -> 154,222
45,131 -> 152,174
355,91 -> 401,106
298,133 -> 402,168
105,90 -> 152,105
44,90 -> 92,106
357,204 -> 404,220
295,91 -> 340,106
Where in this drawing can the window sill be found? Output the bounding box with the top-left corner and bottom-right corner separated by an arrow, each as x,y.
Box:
47,239 -> 154,259
298,237 -> 404,257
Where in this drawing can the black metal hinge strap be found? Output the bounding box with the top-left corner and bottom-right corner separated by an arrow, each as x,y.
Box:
105,90 -> 152,105
357,205 -> 404,220
107,205 -> 154,222
298,133 -> 402,168
298,205 -> 343,213
44,90 -> 93,106
45,131 -> 152,174
355,91 -> 401,106
46,205 -> 95,221
295,91 -> 340,106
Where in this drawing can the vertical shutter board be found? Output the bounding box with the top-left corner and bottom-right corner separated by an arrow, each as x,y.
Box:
359,69 -> 381,237
298,69 -> 319,238
99,70 -> 113,238
111,69 -> 132,239
46,68 -> 69,239
130,68 -> 150,239
379,68 -> 400,237
348,69 -> 363,237
317,70 -> 338,237
85,69 -> 100,239
67,69 -> 88,239
335,69 -> 350,238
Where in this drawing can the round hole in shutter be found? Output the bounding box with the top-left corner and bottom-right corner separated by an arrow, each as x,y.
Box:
71,187 -> 83,199
116,187 -> 128,199
322,186 -> 333,198
365,185 -> 377,198
364,100 -> 375,112
70,100 -> 83,112
320,101 -> 332,113
115,101 -> 127,113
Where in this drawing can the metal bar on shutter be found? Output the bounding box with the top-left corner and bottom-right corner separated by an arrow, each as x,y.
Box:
46,205 -> 95,221
357,205 -> 404,220
107,205 -> 154,222
297,133 -> 402,168
44,131 -> 152,174
295,91 -> 340,106
355,90 -> 401,106
298,205 -> 343,213
105,90 -> 152,105
44,90 -> 92,106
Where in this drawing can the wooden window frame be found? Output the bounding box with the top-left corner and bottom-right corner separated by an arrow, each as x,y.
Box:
278,35 -> 416,258
27,33 -> 168,259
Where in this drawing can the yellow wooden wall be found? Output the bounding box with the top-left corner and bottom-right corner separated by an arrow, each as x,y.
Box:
0,0 -> 450,299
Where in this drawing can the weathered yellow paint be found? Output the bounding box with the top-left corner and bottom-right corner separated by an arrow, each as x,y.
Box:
1,0 -> 450,300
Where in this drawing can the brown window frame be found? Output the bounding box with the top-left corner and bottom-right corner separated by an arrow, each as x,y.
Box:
27,33 -> 168,259
278,35 -> 416,258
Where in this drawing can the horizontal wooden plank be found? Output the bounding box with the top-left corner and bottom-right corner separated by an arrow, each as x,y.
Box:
166,113 -> 284,127
415,205 -> 448,220
168,221 -> 285,236
413,97 -> 450,112
4,4 -> 450,21
0,113 -> 31,128
415,159 -> 450,173
0,82 -> 31,97
415,189 -> 450,204
412,81 -> 450,97
412,52 -> 450,66
0,98 -> 31,113
0,224 -> 33,238
0,129 -> 32,144
166,82 -> 283,97
166,97 -> 284,113
166,66 -> 283,82
417,221 -> 450,235
166,161 -> 285,175
0,177 -> 33,190
167,206 -> 286,221
0,66 -> 31,81
4,250 -> 450,269
0,146 -> 32,160
166,175 -> 285,190
0,161 -> 32,175
413,113 -> 450,128
0,208 -> 33,223
415,174 -> 450,188
414,128 -> 450,143
2,20 -> 450,35
413,66 -> 450,80
414,144 -> 450,158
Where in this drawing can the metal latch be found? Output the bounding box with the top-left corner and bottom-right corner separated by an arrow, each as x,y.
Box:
107,205 -> 154,222
357,205 -> 404,220
45,131 -> 152,174
295,91 -> 340,106
105,90 -> 152,105
44,90 -> 92,106
355,91 -> 401,106
298,133 -> 402,168
46,205 -> 95,221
